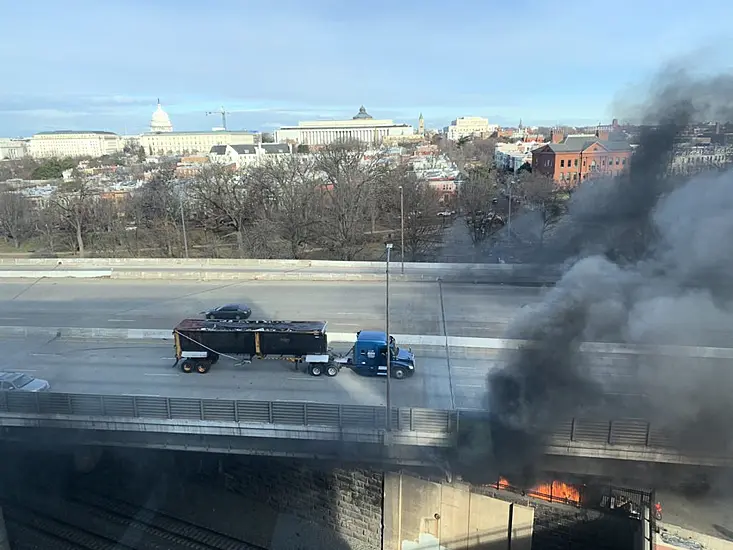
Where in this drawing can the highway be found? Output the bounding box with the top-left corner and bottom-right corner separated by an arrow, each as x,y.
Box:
0,278 -> 545,339
3,335 -> 725,411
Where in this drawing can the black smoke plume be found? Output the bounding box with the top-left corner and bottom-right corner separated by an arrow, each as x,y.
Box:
455,68 -> 733,485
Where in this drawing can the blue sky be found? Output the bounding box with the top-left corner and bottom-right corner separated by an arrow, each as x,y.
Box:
1,0 -> 731,137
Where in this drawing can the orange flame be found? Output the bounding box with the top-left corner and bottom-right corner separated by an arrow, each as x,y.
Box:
497,477 -> 581,505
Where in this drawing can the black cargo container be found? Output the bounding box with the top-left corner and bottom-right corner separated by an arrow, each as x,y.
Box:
173,319 -> 329,373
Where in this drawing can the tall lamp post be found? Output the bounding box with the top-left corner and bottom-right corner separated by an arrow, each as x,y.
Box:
399,185 -> 405,275
385,242 -> 393,432
178,184 -> 189,259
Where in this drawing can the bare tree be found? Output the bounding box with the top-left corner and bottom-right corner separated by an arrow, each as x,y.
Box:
384,169 -> 444,261
190,164 -> 254,256
459,166 -> 504,244
252,155 -> 320,259
128,167 -> 184,256
0,191 -> 34,248
314,141 -> 388,260
516,171 -> 564,246
48,172 -> 97,257
441,136 -> 497,173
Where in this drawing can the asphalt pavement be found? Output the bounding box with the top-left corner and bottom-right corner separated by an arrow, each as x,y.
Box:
2,335 -> 714,412
0,278 -> 544,338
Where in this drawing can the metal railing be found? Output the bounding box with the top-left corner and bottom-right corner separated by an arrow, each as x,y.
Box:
0,392 -> 688,452
0,392 -> 457,434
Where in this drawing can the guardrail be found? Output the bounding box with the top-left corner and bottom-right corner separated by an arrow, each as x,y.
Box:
4,391 -> 727,468
0,392 -> 457,434
0,391 -> 690,450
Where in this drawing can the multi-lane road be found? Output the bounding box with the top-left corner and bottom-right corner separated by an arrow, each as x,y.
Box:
0,278 -> 545,338
3,333 -> 724,411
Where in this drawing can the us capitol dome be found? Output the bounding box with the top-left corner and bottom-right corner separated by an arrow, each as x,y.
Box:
150,99 -> 173,133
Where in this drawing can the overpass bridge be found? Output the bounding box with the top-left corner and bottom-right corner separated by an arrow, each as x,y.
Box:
0,391 -> 726,472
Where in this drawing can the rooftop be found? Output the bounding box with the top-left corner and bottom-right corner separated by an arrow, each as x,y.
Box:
143,130 -> 254,136
34,130 -> 118,136
547,134 -> 632,153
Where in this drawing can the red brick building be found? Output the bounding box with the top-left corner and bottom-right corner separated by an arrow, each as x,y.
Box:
531,127 -> 632,187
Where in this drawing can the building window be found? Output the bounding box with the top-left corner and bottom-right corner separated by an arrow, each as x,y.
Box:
615,158 -> 620,165
622,158 -> 626,165
560,159 -> 565,167
574,159 -> 578,167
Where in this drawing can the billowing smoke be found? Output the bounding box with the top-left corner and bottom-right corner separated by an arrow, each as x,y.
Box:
456,68 -> 733,484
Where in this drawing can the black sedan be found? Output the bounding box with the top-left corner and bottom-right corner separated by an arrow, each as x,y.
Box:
201,304 -> 252,321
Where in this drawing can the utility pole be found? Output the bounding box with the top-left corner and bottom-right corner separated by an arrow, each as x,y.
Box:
385,243 -> 393,432
179,185 -> 189,258
399,185 -> 405,275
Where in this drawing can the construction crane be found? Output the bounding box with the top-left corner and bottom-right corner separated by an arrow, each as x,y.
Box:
205,106 -> 230,130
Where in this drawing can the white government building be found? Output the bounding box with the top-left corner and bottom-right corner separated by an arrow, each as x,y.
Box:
275,106 -> 415,146
25,101 -> 255,159
444,116 -> 499,141
29,130 -> 123,159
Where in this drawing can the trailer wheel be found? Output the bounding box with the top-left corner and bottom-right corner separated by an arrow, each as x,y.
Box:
391,367 -> 406,380
308,364 -> 323,377
325,365 -> 339,377
196,361 -> 211,374
181,360 -> 195,373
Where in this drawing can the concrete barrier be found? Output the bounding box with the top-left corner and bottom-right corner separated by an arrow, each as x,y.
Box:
0,258 -> 564,284
0,268 -> 558,285
2,325 -> 733,358
0,270 -> 112,279
0,258 -> 558,271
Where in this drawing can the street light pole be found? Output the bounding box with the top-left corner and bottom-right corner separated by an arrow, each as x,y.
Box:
385,242 -> 393,432
399,185 -> 405,275
179,192 -> 189,259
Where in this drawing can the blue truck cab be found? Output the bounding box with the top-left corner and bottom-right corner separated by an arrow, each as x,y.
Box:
351,331 -> 416,379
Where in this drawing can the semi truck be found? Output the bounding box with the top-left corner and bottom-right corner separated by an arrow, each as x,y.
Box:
172,319 -> 416,379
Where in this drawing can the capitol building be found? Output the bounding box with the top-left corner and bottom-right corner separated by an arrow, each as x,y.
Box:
27,101 -> 255,159
138,101 -> 255,156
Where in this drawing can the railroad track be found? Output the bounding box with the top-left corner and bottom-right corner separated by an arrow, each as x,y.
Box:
2,488 -> 265,550
70,489 -> 263,549
3,500 -> 130,550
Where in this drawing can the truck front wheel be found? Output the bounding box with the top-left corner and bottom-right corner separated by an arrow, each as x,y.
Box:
308,364 -> 323,377
391,367 -> 406,379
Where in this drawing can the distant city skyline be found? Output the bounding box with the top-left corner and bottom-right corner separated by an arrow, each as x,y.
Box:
1,0 -> 732,137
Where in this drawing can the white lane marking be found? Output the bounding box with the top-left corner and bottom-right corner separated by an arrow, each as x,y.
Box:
286,377 -> 321,381
108,319 -> 136,322
13,369 -> 37,372
144,373 -> 178,377
0,317 -> 23,321
30,353 -> 62,357
454,383 -> 484,389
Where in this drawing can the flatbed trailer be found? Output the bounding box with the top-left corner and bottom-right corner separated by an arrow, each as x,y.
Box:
173,318 -> 341,376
